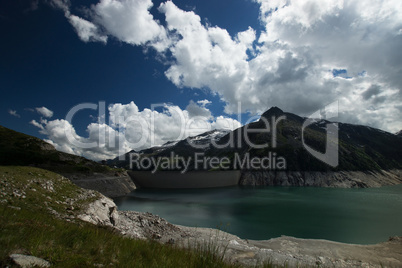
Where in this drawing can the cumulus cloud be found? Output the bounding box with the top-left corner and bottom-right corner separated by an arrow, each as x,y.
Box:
30,119 -> 41,128
50,0 -> 167,47
92,0 -> 167,48
50,0 -> 107,43
197,99 -> 212,107
31,101 -> 241,161
156,0 -> 402,132
68,15 -> 107,43
8,109 -> 20,118
362,84 -> 381,100
51,0 -> 402,132
35,107 -> 54,118
159,1 -> 256,101
250,0 -> 401,130
186,100 -> 212,118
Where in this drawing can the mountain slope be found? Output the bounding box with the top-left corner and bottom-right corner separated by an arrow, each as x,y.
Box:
108,107 -> 402,172
107,129 -> 231,169
211,107 -> 402,171
0,125 -> 109,173
0,125 -> 136,197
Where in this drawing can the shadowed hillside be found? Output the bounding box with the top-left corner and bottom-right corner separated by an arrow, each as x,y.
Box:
0,125 -> 112,174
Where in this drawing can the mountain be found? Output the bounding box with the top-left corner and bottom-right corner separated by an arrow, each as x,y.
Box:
396,130 -> 402,137
108,107 -> 402,173
107,129 -> 231,168
211,107 -> 402,171
0,125 -> 136,197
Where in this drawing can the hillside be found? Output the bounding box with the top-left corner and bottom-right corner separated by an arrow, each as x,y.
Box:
0,125 -> 136,197
0,166 -> 236,267
0,125 -> 110,174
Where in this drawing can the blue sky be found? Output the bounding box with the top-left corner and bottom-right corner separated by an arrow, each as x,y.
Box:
1,0 -> 401,160
1,0 -> 259,137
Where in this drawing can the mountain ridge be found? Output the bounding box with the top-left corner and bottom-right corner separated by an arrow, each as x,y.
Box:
108,107 -> 402,173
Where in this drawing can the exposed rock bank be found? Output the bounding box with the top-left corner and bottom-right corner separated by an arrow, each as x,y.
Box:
68,172 -> 136,198
240,169 -> 402,188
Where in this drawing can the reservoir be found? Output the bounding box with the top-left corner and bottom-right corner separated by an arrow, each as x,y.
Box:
113,184 -> 402,244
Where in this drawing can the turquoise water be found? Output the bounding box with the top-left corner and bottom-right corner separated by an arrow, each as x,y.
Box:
113,184 -> 402,244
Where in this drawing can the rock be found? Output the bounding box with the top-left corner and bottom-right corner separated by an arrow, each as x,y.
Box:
152,233 -> 162,239
68,174 -> 136,198
41,181 -> 55,192
78,196 -> 119,227
240,170 -> 402,188
10,254 -> 50,267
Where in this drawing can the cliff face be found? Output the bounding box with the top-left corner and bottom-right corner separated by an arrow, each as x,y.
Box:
70,173 -> 136,198
240,169 -> 402,188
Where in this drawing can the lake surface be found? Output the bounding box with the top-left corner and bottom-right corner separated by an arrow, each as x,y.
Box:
113,184 -> 402,244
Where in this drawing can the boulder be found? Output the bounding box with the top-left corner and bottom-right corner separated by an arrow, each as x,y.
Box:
78,196 -> 119,226
10,254 -> 50,267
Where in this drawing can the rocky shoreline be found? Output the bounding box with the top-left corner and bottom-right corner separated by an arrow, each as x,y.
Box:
240,169 -> 402,188
79,193 -> 402,267
62,169 -> 402,198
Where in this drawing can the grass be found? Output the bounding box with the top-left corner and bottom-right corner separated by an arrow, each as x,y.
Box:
0,205 -> 238,267
0,166 -> 240,267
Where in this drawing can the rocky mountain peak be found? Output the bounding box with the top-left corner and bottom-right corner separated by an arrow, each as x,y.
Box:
261,106 -> 284,119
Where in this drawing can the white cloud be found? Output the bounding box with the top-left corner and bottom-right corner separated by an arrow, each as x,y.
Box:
49,0 -> 109,44
31,101 -> 241,161
197,99 -> 212,107
250,0 -> 402,132
50,0 -> 167,48
35,107 -> 54,118
8,109 -> 20,118
49,0 -> 70,13
51,0 -> 402,133
68,15 -> 107,43
92,0 -> 167,48
157,0 -> 402,132
159,1 -> 255,94
30,120 -> 44,130
186,100 -> 212,118
211,116 -> 242,131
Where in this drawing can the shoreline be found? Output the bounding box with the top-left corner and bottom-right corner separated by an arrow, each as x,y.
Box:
79,193 -> 402,267
114,210 -> 402,267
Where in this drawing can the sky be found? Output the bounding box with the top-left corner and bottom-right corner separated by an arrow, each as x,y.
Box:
1,0 -> 401,161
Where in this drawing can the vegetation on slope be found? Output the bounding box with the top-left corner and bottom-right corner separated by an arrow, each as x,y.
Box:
0,125 -> 114,175
0,166 -> 239,267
